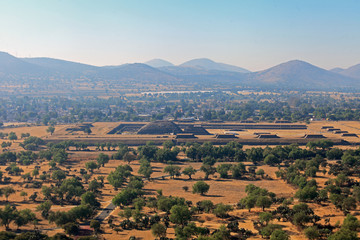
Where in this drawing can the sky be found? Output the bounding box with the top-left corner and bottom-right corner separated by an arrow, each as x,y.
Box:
0,0 -> 359,71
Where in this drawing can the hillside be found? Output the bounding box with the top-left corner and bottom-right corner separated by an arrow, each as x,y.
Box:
180,58 -> 250,73
331,64 -> 360,79
145,59 -> 174,68
249,60 -> 359,89
22,57 -> 99,74
1,52 -> 360,92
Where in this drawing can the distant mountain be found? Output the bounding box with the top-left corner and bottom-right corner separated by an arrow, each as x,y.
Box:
22,57 -> 98,74
94,63 -> 180,84
0,51 -> 48,75
329,67 -> 344,74
180,58 -> 250,73
145,59 -> 174,68
159,66 -> 246,85
249,60 -> 359,89
0,51 -> 359,92
331,64 -> 360,79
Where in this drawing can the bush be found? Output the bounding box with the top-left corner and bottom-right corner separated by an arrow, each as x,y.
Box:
270,229 -> 289,240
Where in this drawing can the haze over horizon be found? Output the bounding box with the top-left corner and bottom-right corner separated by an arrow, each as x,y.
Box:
1,0 -> 360,71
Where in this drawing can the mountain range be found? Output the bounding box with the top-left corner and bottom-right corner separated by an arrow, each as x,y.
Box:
330,64 -> 360,79
0,51 -> 359,92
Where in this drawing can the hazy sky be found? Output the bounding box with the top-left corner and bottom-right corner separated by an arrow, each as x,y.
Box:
0,0 -> 359,71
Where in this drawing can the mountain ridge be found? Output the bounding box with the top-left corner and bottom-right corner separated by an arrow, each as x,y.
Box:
0,51 -> 359,91
180,58 -> 250,73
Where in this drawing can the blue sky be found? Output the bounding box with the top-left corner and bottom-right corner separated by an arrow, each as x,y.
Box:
0,0 -> 359,71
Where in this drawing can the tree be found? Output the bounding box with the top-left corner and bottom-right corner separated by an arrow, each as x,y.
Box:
259,212 -> 273,226
88,179 -> 102,192
112,188 -> 141,207
231,163 -> 246,179
256,169 -> 265,178
8,132 -> 17,141
163,165 -> 181,179
214,203 -> 233,218
90,219 -> 101,233
2,186 -> 15,202
151,223 -> 167,239
295,186 -> 318,202
270,229 -> 289,240
342,214 -> 360,231
212,225 -> 231,240
182,166 -> 196,179
63,222 -> 80,236
239,195 -> 257,212
36,201 -> 52,219
304,226 -> 320,240
119,207 -> 132,220
0,205 -> 18,230
264,154 -> 280,166
107,165 -> 132,190
169,205 -> 191,226
246,147 -> 263,165
84,127 -> 92,135
85,161 -> 98,173
32,168 -> 39,179
81,191 -> 100,208
342,197 -> 357,214
20,191 -> 28,201
200,164 -> 216,180
327,148 -> 343,160
216,164 -> 232,178
123,152 -> 136,164
46,126 -> 55,135
192,181 -> 210,195
197,200 -> 214,213
138,159 -> 153,180
256,196 -> 272,211
96,153 -> 110,167
51,170 -> 66,183
15,209 -> 35,230
328,229 -> 358,240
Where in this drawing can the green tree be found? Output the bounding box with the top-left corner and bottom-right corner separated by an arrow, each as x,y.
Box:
2,187 -> 15,202
304,226 -> 320,240
81,191 -> 100,208
169,205 -> 191,226
8,132 -> 17,141
182,166 -> 196,179
85,161 -> 98,173
46,126 -> 55,135
163,165 -> 181,179
214,203 -> 233,218
270,229 -> 289,240
192,181 -> 210,195
90,219 -> 101,233
36,200 -> 52,219
96,153 -> 109,167
256,196 -> 272,211
0,205 -> 18,230
51,170 -> 66,183
20,191 -> 28,201
200,164 -> 216,180
216,164 -> 232,178
151,223 -> 167,239
138,159 -> 153,180
328,229 -> 358,240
